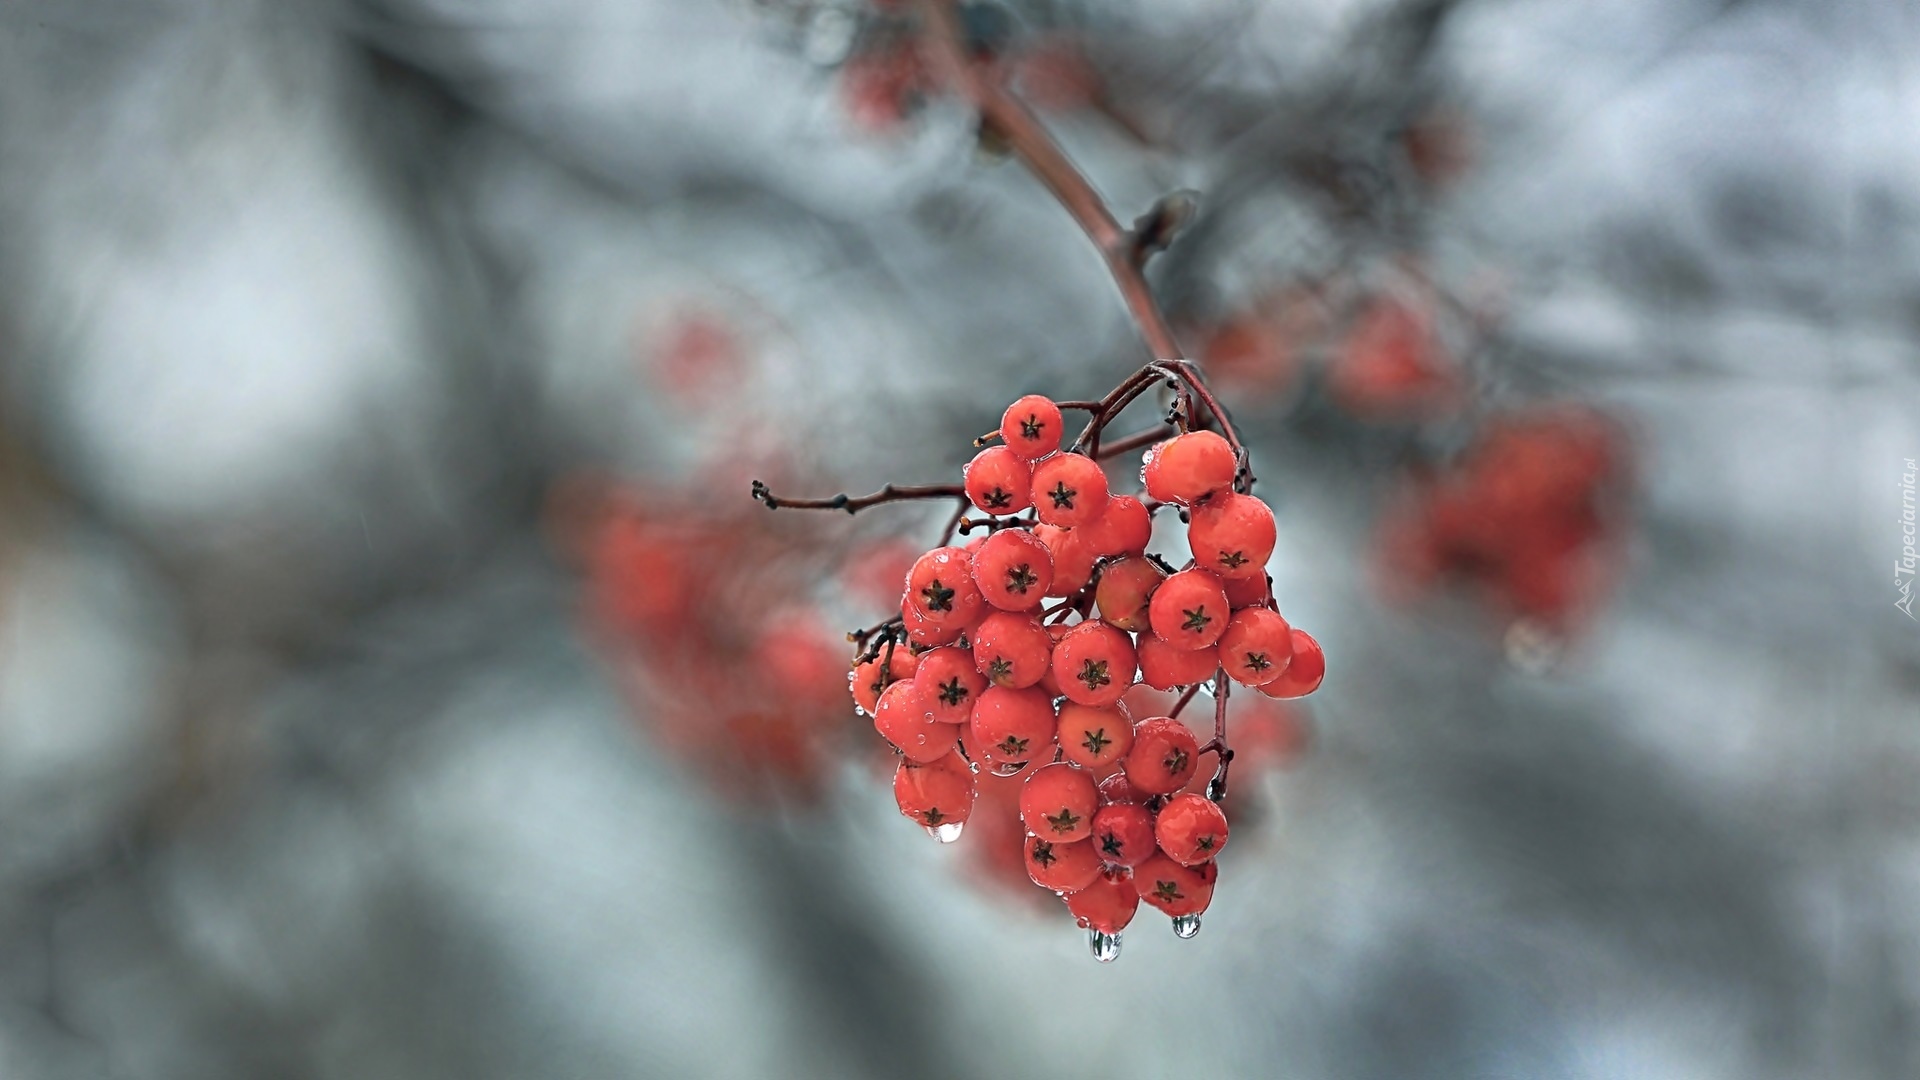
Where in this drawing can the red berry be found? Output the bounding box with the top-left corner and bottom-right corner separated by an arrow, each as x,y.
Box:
1019,762 -> 1098,841
1135,853 -> 1214,916
902,603 -> 964,647
1030,453 -> 1110,528
912,645 -> 988,725
1141,431 -> 1236,505
1123,716 -> 1200,795
1136,632 -> 1219,690
963,445 -> 1034,515
851,647 -> 920,716
904,547 -> 984,628
1147,568 -> 1231,650
1050,621 -> 1137,708
1216,607 -> 1295,686
1076,494 -> 1152,558
1093,556 -> 1165,633
1056,700 -> 1133,770
1063,869 -> 1139,933
1187,492 -> 1276,580
971,611 -> 1053,689
968,685 -> 1056,767
1001,394 -> 1065,461
1258,628 -> 1325,698
1024,834 -> 1103,892
1034,524 -> 1095,596
893,751 -> 977,828
1220,571 -> 1272,610
1090,802 -> 1156,867
1154,792 -> 1230,865
1098,770 -> 1145,805
1034,622 -> 1072,697
873,679 -> 960,764
970,529 -> 1053,611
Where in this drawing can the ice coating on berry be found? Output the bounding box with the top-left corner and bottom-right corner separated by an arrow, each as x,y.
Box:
971,528 -> 1053,612
1258,628 -> 1325,698
1077,494 -> 1152,558
1024,834 -> 1103,892
968,685 -> 1057,767
1091,802 -> 1155,868
1064,870 -> 1139,933
1217,606 -> 1295,686
972,611 -> 1053,689
963,445 -> 1034,515
893,752 -> 977,828
1147,568 -> 1232,650
1141,430 -> 1236,505
1154,792 -> 1230,865
905,547 -> 985,627
1188,492 -> 1277,580
913,645 -> 987,725
1093,556 -> 1164,633
1019,762 -> 1098,841
1001,394 -> 1065,461
1098,770 -> 1145,806
1030,453 -> 1111,528
873,680 -> 960,764
1050,621 -> 1137,708
1057,700 -> 1133,769
1122,717 -> 1201,795
1135,853 -> 1214,917
1136,632 -> 1220,690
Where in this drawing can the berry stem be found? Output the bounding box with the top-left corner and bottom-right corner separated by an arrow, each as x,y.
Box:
1167,681 -> 1203,719
1203,671 -> 1235,802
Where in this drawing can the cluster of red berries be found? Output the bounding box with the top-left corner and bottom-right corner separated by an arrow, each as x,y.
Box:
847,393 -> 1324,960
1377,404 -> 1632,635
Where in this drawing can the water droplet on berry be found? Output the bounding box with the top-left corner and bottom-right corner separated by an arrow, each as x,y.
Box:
926,822 -> 965,843
1171,913 -> 1202,939
1089,929 -> 1122,963
990,761 -> 1028,777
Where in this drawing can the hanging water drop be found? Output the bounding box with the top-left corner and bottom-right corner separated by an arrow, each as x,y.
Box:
1171,913 -> 1202,939
1088,929 -> 1123,963
925,821 -> 965,844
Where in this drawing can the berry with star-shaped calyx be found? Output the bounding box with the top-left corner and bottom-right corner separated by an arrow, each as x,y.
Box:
971,611 -> 1053,689
1123,716 -> 1200,795
1257,628 -> 1325,699
1135,632 -> 1220,690
1090,802 -> 1156,868
1141,430 -> 1237,505
1094,555 -> 1165,633
1154,792 -> 1230,865
1135,852 -> 1214,917
1031,452 -> 1110,528
851,646 -> 920,716
1001,394 -> 1065,461
1050,621 -> 1137,708
963,445 -> 1034,515
873,679 -> 961,764
904,547 -> 984,628
1217,607 -> 1294,687
1188,492 -> 1276,580
971,528 -> 1053,612
968,685 -> 1057,769
893,751 -> 977,828
1034,524 -> 1095,597
1019,762 -> 1098,842
912,645 -> 988,725
1076,494 -> 1152,558
1056,700 -> 1133,770
1148,568 -> 1231,650
1064,868 -> 1139,934
1024,834 -> 1103,892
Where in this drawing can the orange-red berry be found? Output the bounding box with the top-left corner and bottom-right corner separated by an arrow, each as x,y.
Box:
1187,492 -> 1276,580
1220,571 -> 1273,610
1258,628 -> 1325,698
968,685 -> 1057,768
893,751 -> 977,828
873,679 -> 960,764
1148,568 -> 1231,650
1135,632 -> 1219,690
1217,607 -> 1294,686
971,528 -> 1053,611
851,646 -> 920,716
1123,716 -> 1200,795
1093,556 -> 1165,632
1050,621 -> 1137,708
1154,792 -> 1230,865
1001,394 -> 1065,461
1035,621 -> 1072,697
905,547 -> 984,628
1056,700 -> 1133,770
913,645 -> 988,725
1019,762 -> 1098,841
1098,770 -> 1145,805
1076,494 -> 1152,558
1063,869 -> 1139,933
1034,524 -> 1095,596
1135,853 -> 1214,916
1031,453 -> 1110,528
972,611 -> 1053,689
1024,834 -> 1103,892
963,445 -> 1034,515
1142,431 -> 1236,505
1090,802 -> 1155,867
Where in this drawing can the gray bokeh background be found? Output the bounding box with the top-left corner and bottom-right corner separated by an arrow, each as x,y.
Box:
1,0 -> 1917,1077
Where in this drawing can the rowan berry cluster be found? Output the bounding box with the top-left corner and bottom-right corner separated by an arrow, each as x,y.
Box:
757,372 -> 1324,961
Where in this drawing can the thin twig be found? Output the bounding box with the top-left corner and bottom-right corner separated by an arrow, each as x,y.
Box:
752,479 -> 966,514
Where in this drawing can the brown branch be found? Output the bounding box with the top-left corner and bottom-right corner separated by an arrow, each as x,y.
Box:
1204,671 -> 1235,802
751,479 -> 965,514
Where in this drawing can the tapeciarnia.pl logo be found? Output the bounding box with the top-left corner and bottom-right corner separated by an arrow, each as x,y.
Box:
1899,457 -> 1917,621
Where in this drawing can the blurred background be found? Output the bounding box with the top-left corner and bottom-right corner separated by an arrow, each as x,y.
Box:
0,0 -> 1917,1077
